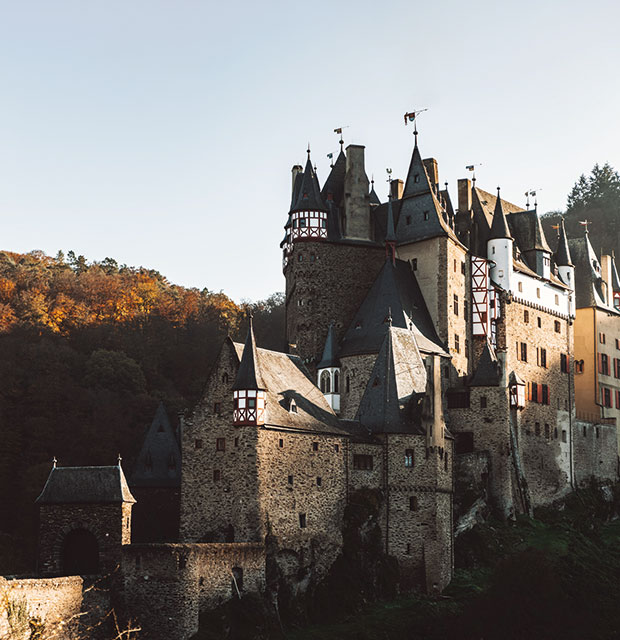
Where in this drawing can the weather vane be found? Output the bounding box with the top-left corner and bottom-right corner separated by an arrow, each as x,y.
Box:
579,219 -> 591,233
466,163 -> 482,182
333,126 -> 349,148
525,189 -> 541,209
403,108 -> 428,139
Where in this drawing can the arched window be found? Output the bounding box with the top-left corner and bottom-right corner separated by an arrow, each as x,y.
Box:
333,371 -> 340,393
222,372 -> 229,384
320,371 -> 331,394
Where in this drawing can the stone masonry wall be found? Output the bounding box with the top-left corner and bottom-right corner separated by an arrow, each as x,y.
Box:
573,420 -> 618,485
38,503 -> 131,577
180,340 -> 262,543
0,575 -> 83,640
285,240 -> 385,370
257,429 -> 347,584
123,543 -> 265,640
340,354 -> 379,421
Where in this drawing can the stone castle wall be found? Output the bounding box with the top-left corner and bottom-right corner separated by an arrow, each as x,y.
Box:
573,420 -> 618,485
0,575 -> 83,640
284,240 -> 385,369
122,542 -> 265,640
339,354 -> 379,421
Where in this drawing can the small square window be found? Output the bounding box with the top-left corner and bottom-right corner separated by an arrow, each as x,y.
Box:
216,438 -> 226,451
213,469 -> 221,481
554,321 -> 561,333
195,439 -> 203,450
480,396 -> 487,409
316,477 -> 322,486
409,496 -> 418,511
312,442 -> 319,452
288,475 -> 293,484
299,513 -> 307,528
279,438 -> 284,448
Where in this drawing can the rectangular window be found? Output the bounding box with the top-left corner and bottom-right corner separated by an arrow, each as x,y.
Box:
334,444 -> 340,453
447,391 -> 471,409
312,442 -> 319,452
216,438 -> 226,451
213,402 -> 221,415
544,423 -> 550,439
616,390 -> 620,409
536,288 -> 541,299
411,258 -> 417,271
600,332 -> 606,344
519,342 -> 527,362
404,449 -> 414,467
561,430 -> 567,443
455,334 -> 460,354
535,422 -> 540,436
234,437 -> 239,447
615,358 -> 620,379
195,439 -> 203,450
464,299 -> 468,319
316,476 -> 322,487
409,496 -> 418,511
299,513 -> 307,528
461,262 -> 466,275
537,317 -> 542,328
603,387 -> 612,407
530,382 -> 538,403
540,348 -> 547,368
599,353 -> 610,376
213,469 -> 221,481
542,384 -> 549,405
279,438 -> 284,448
524,310 -> 529,323
561,353 -> 568,373
616,338 -> 620,350
353,454 -> 373,470
480,396 -> 487,408
288,475 -> 294,484
518,281 -> 523,292
454,259 -> 457,272
554,320 -> 561,333
453,294 -> 459,316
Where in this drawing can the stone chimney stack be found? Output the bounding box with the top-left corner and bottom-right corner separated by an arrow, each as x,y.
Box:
458,178 -> 472,214
344,145 -> 371,241
423,158 -> 439,189
430,354 -> 445,448
390,179 -> 404,201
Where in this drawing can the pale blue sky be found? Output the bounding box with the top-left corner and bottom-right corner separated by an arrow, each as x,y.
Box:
1,0 -> 619,301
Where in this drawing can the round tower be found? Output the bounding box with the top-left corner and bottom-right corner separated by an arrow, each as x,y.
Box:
232,316 -> 266,426
316,323 -> 340,413
487,188 -> 513,292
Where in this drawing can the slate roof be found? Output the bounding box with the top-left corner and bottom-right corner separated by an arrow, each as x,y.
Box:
321,150 -> 346,207
292,154 -> 326,212
555,218 -> 573,266
506,209 -> 552,254
369,184 -> 381,206
339,258 -> 446,358
36,464 -> 136,504
489,190 -> 512,240
355,326 -> 427,434
568,232 -> 608,309
317,323 -> 339,369
385,197 -> 396,243
231,341 -> 345,434
469,341 -> 500,387
232,317 -> 266,391
130,403 -> 181,488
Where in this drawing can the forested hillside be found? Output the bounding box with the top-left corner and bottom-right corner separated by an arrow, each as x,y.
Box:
0,249 -> 284,573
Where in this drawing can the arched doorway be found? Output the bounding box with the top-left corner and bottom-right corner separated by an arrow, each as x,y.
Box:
61,529 -> 99,575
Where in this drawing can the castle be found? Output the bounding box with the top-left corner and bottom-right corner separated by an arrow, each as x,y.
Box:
5,128 -> 619,640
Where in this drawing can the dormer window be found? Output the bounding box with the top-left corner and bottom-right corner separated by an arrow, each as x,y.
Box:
414,174 -> 420,183
423,211 -> 429,221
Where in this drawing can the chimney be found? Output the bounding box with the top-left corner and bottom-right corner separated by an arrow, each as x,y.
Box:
458,178 -> 472,214
390,179 -> 404,201
601,254 -> 613,306
291,165 -> 303,199
344,145 -> 371,241
430,354 -> 445,448
423,158 -> 439,188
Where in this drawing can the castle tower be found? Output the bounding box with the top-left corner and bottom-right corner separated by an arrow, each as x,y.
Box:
289,151 -> 329,243
555,218 -> 575,315
232,316 -> 266,426
487,188 -> 513,292
317,323 -> 340,413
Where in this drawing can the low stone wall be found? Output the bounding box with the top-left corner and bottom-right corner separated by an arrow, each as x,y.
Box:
454,450 -> 490,518
0,575 -> 83,639
573,420 -> 618,486
122,542 -> 265,640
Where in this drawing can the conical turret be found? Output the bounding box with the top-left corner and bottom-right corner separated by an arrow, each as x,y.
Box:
317,323 -> 340,413
232,316 -> 266,425
290,150 -> 328,243
487,188 -> 514,292
556,218 -> 575,301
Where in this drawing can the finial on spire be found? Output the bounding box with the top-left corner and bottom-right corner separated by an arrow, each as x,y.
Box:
117,453 -> 122,467
307,143 -> 311,155
579,219 -> 590,234
497,186 -> 501,197
387,307 -> 393,327
52,456 -> 57,469
333,126 -> 348,148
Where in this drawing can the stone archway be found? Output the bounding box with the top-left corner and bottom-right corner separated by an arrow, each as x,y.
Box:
61,528 -> 100,575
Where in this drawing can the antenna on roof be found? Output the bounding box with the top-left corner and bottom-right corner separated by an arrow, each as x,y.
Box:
333,126 -> 349,148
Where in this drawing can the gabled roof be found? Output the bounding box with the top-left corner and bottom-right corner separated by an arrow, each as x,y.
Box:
568,232 -> 609,309
317,323 -> 339,369
469,341 -> 500,387
555,218 -> 573,267
470,187 -> 524,255
231,342 -> 345,434
489,189 -> 512,240
232,317 -> 266,391
321,150 -> 346,207
130,403 -> 181,488
506,209 -> 551,254
339,258 -> 446,358
292,154 -> 326,212
36,464 -> 136,504
356,326 -> 426,434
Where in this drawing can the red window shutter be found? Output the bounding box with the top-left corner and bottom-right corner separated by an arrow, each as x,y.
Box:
598,353 -> 603,373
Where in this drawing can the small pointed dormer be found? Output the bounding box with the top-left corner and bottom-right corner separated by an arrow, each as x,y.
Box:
232,316 -> 266,426
487,188 -> 513,292
317,323 -> 340,413
290,150 -> 328,243
555,218 -> 574,292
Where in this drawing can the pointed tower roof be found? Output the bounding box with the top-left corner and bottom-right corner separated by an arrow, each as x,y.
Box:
489,188 -> 512,240
339,259 -> 445,358
555,218 -> 573,267
293,153 -> 326,212
369,181 -> 381,206
321,150 -> 346,206
232,316 -> 266,390
469,341 -> 500,387
356,325 -> 426,434
568,231 -> 608,309
317,323 -> 339,369
402,140 -> 430,199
